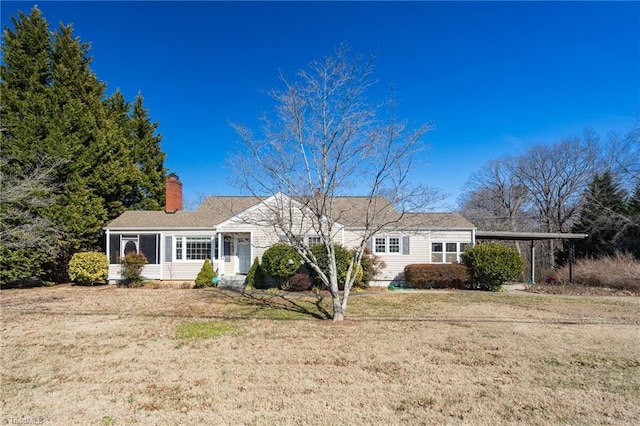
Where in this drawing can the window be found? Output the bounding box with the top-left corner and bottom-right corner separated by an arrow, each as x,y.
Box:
308,235 -> 322,246
431,243 -> 443,262
431,242 -> 472,263
373,236 -> 408,254
174,236 -> 212,261
389,237 -> 400,253
109,233 -> 160,264
446,243 -> 458,263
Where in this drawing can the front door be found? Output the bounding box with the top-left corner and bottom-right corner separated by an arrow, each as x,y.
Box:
236,237 -> 251,274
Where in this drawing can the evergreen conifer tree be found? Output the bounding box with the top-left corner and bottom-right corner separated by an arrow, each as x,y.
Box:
572,172 -> 628,258
1,7 -> 168,283
621,183 -> 640,257
130,94 -> 167,210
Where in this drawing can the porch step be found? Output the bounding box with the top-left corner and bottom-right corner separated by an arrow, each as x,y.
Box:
219,275 -> 246,289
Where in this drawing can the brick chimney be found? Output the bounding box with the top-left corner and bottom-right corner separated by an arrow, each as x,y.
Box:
165,173 -> 183,213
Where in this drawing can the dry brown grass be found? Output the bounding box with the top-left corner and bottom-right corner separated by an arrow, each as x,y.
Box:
1,285 -> 639,425
547,253 -> 640,294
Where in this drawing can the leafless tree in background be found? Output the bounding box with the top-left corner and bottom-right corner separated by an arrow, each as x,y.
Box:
514,135 -> 598,268
0,157 -> 63,251
459,157 -> 529,255
460,133 -> 600,278
230,45 -> 438,321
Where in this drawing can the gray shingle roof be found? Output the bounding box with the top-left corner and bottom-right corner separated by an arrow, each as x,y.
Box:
105,195 -> 475,229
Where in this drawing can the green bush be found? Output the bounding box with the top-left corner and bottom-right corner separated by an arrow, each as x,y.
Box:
68,252 -> 108,285
119,252 -> 147,287
404,264 -> 471,289
261,243 -> 302,287
245,257 -> 265,289
194,258 -> 217,288
309,243 -> 363,290
461,243 -> 524,291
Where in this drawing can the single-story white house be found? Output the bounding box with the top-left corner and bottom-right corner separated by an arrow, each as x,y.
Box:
105,175 -> 476,286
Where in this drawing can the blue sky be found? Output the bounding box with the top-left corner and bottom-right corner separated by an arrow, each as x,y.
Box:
2,1 -> 638,209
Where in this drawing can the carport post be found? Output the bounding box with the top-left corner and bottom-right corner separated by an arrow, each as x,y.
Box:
530,240 -> 535,284
569,240 -> 575,284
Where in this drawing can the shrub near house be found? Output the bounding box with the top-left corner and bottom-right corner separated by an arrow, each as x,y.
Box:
461,242 -> 524,291
68,252 -> 108,285
404,264 -> 471,289
261,243 -> 302,289
119,252 -> 147,287
194,258 -> 216,288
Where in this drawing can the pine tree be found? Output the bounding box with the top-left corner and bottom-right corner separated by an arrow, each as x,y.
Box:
1,7 -> 53,172
130,93 -> 166,210
621,183 -> 640,258
572,172 -> 628,258
1,6 -> 168,283
0,7 -> 61,283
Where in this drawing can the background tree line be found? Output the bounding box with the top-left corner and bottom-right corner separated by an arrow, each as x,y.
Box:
1,7 -> 167,284
459,125 -> 640,280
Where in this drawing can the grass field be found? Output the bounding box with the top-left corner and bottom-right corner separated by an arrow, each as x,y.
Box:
1,286 -> 639,425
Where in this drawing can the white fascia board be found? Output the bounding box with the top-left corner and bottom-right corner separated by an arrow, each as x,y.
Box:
104,227 -> 216,232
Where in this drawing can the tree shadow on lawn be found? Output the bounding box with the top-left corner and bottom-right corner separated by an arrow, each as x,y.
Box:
204,288 -> 332,320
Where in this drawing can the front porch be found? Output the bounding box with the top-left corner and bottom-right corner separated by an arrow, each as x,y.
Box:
215,232 -> 252,278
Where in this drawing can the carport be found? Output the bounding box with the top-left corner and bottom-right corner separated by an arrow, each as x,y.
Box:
474,231 -> 588,284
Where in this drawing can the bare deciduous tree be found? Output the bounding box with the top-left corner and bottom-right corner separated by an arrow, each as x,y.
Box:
0,157 -> 63,250
459,157 -> 530,255
514,135 -> 598,267
230,45 -> 437,321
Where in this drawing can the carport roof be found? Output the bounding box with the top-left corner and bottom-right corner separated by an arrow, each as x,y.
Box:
475,231 -> 588,241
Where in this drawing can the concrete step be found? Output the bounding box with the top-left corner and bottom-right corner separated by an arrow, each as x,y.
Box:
219,275 -> 246,289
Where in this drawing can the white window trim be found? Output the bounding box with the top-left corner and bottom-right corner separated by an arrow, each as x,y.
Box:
374,235 -> 403,255
431,242 -> 470,264
174,236 -> 214,262
307,235 -> 322,246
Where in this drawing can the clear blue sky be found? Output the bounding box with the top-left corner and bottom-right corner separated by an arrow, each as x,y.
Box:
2,1 -> 638,210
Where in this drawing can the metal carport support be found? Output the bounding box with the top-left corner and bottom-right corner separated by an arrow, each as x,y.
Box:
474,231 -> 588,284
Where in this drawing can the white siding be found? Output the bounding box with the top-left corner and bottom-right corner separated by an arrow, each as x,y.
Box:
163,230 -> 217,280
343,228 -> 474,285
108,264 -> 162,282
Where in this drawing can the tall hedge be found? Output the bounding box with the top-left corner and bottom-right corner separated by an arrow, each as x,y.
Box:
461,243 -> 524,291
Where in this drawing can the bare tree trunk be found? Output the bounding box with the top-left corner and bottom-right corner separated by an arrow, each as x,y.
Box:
332,297 -> 345,322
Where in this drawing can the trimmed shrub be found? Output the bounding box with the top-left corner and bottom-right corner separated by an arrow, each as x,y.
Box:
194,258 -> 217,288
120,252 -> 147,287
283,271 -> 314,292
245,257 -> 266,289
261,243 -> 302,287
309,243 -> 364,290
68,252 -> 108,285
461,243 -> 524,291
404,264 -> 471,289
